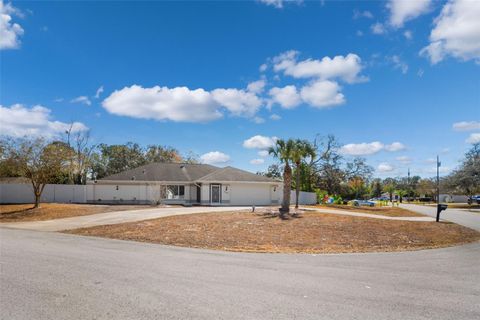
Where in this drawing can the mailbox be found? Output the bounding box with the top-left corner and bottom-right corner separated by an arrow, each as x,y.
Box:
437,204 -> 448,212
436,204 -> 448,222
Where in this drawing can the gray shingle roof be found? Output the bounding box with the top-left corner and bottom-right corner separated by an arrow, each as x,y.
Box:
99,163 -> 280,183
197,166 -> 281,183
99,163 -> 219,182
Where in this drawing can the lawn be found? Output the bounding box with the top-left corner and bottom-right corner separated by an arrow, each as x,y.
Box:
0,203 -> 149,222
65,210 -> 480,253
308,204 -> 424,217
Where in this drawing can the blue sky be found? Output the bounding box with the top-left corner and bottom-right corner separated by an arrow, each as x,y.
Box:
1,0 -> 479,177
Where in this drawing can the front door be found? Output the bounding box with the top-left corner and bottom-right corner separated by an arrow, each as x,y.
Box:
211,184 -> 221,204
196,185 -> 201,203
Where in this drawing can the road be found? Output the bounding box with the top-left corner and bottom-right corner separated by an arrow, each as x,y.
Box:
400,203 -> 480,231
0,206 -> 252,232
1,228 -> 479,320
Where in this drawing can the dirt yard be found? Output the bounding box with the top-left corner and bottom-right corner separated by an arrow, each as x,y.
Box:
309,204 -> 424,217
66,210 -> 480,253
0,203 -> 149,222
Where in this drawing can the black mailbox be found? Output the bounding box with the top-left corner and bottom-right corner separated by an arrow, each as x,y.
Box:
436,204 -> 448,222
438,204 -> 448,212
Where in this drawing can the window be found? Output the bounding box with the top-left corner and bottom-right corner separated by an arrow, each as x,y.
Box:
165,185 -> 185,199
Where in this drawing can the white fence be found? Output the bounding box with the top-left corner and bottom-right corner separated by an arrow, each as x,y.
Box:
0,184 -> 87,204
0,183 -> 317,206
290,190 -> 317,205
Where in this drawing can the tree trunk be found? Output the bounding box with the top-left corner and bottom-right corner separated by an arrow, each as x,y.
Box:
281,163 -> 292,216
34,193 -> 40,208
295,161 -> 300,209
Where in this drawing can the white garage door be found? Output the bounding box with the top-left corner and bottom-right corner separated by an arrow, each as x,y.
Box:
229,184 -> 271,206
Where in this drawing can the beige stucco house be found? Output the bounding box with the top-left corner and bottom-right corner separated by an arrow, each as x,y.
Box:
87,163 -> 282,206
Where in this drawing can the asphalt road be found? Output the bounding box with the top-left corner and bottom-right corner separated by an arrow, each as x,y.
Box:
400,203 -> 480,231
0,206 -> 252,232
1,228 -> 479,320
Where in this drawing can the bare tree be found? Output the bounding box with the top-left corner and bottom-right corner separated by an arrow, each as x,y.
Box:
64,126 -> 96,184
4,137 -> 71,208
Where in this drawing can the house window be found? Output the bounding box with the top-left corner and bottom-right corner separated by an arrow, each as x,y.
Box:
166,185 -> 185,199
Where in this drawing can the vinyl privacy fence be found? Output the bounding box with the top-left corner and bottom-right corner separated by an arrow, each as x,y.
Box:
0,184 -> 87,204
0,183 -> 317,205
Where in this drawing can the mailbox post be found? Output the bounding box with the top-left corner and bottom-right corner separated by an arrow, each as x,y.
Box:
436,204 -> 447,222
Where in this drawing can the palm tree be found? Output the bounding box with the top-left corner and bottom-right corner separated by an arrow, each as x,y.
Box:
291,139 -> 316,209
269,139 -> 295,216
396,189 -> 408,203
383,183 -> 396,207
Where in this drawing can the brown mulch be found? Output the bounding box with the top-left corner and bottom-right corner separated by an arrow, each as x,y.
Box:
309,204 -> 424,217
0,203 -> 150,222
65,211 -> 480,254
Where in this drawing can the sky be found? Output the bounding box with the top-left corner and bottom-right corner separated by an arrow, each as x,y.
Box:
1,0 -> 479,178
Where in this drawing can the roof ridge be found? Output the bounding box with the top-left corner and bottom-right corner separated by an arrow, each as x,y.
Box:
195,166 -> 226,181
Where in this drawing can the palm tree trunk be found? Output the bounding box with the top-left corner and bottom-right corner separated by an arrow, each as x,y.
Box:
295,161 -> 300,209
281,163 -> 292,216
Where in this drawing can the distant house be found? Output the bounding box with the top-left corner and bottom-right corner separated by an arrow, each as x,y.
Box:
88,163 -> 282,206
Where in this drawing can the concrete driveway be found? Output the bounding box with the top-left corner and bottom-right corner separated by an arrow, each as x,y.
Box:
0,206 -> 251,232
1,228 -> 479,320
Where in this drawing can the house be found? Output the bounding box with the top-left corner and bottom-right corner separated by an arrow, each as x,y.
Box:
87,163 -> 282,206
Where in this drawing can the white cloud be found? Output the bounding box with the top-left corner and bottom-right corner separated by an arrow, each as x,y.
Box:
269,114 -> 281,121
387,0 -> 431,28
258,0 -> 302,9
200,151 -> 230,165
425,166 -> 451,174
247,79 -> 266,94
421,0 -> 480,64
300,80 -> 345,108
356,30 -> 364,37
103,84 -> 264,123
259,0 -> 284,8
258,150 -> 269,157
377,163 -> 395,173
0,104 -> 88,138
453,121 -> 480,131
425,158 -> 437,164
211,88 -> 262,117
340,141 -> 406,156
384,142 -> 406,152
252,116 -> 265,124
95,86 -> 104,99
371,22 -> 386,35
396,156 -> 412,164
259,63 -> 268,72
71,96 -> 92,106
466,133 -> 480,144
103,85 -> 221,122
243,135 -> 278,150
389,55 -> 409,74
250,158 -> 265,165
273,51 -> 366,83
404,30 -> 413,40
340,141 -> 384,156
0,0 -> 24,50
268,85 -> 301,109
353,10 -> 373,19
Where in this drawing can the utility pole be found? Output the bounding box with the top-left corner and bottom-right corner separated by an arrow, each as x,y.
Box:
436,155 -> 447,222
407,168 -> 411,203
436,155 -> 440,206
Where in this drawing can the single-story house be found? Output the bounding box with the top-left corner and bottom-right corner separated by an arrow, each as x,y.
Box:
87,163 -> 282,206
